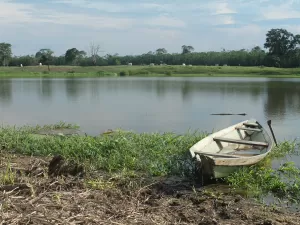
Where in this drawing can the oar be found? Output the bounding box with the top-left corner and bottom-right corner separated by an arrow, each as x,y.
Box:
210,113 -> 247,116
267,120 -> 278,146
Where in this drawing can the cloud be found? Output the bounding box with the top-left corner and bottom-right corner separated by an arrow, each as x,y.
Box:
52,0 -> 124,13
215,15 -> 236,25
145,16 -> 186,28
261,1 -> 300,20
45,13 -> 135,29
0,1 -> 36,24
215,24 -> 265,49
0,1 -> 135,29
3,0 -> 300,57
213,2 -> 237,15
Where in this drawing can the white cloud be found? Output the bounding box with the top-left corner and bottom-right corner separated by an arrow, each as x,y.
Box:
145,16 -> 186,28
261,1 -> 300,20
213,2 -> 236,15
0,1 -> 188,30
0,1 -> 135,29
139,28 -> 182,40
53,0 -> 124,12
215,24 -> 265,49
193,14 -> 236,26
0,1 -> 36,23
45,13 -> 135,29
216,15 -> 235,25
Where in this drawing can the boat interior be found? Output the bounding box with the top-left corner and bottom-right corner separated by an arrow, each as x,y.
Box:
193,120 -> 271,158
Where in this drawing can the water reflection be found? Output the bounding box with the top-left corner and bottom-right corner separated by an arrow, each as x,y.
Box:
264,81 -> 300,120
65,78 -> 83,100
0,79 -> 12,105
0,77 -> 300,140
39,79 -> 53,101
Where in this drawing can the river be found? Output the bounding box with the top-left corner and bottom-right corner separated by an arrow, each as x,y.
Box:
0,77 -> 299,142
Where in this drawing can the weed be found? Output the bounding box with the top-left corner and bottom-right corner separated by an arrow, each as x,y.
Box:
86,179 -> 115,190
0,162 -> 16,185
0,124 -> 207,177
225,141 -> 300,204
52,193 -> 62,204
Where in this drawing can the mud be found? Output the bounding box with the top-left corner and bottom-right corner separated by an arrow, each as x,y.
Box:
0,153 -> 299,225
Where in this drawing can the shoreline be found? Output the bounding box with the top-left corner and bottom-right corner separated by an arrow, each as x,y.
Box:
0,151 -> 299,224
1,73 -> 300,79
0,124 -> 299,224
0,65 -> 300,78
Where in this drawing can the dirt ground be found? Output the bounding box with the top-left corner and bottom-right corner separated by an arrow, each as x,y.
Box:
0,153 -> 299,225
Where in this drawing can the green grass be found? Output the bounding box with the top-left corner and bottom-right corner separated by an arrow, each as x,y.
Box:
1,65 -> 300,78
1,123 -> 299,204
0,124 -> 207,177
225,141 -> 300,204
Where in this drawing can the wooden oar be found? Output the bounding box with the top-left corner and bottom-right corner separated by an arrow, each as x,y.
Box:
267,120 -> 278,146
210,113 -> 246,116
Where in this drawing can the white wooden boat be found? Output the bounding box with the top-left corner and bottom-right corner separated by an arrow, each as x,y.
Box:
189,119 -> 274,179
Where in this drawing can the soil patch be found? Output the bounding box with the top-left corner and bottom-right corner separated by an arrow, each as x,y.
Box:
0,153 -> 299,225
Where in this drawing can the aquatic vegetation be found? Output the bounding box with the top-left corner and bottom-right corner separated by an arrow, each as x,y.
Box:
225,141 -> 300,204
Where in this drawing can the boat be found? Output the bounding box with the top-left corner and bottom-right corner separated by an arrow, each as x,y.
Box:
189,119 -> 275,179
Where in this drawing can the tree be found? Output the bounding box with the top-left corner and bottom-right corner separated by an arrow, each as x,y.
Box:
35,49 -> 54,71
89,42 -> 103,65
264,29 -> 300,56
156,48 -> 167,55
181,45 -> 194,54
65,48 -> 86,65
0,43 -> 12,66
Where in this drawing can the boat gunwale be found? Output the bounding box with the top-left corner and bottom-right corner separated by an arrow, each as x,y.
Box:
189,119 -> 274,162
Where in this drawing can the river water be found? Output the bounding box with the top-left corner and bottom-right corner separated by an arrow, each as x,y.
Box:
1,77 -> 299,141
1,76 -> 300,207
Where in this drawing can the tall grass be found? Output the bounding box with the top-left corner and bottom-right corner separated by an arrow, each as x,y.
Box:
225,141 -> 300,204
0,125 -> 207,177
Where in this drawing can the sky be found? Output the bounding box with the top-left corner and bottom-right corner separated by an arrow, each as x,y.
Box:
1,0 -> 300,56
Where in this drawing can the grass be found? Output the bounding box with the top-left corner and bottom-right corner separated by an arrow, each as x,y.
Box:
225,141 -> 300,204
0,123 -> 207,177
0,162 -> 16,185
1,65 -> 300,78
1,122 -> 300,205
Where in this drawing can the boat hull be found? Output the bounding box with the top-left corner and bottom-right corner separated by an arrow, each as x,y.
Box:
190,119 -> 274,179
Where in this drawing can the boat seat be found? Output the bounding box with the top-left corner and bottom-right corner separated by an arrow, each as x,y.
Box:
230,153 -> 261,157
213,137 -> 268,147
236,126 -> 262,132
243,122 -> 259,127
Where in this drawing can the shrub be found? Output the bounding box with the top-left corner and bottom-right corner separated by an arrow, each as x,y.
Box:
119,71 -> 129,76
165,71 -> 172,76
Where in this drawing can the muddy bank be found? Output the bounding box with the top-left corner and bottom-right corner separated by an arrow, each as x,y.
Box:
0,153 -> 300,225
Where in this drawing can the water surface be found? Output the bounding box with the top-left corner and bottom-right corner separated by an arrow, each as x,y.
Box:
1,77 -> 299,142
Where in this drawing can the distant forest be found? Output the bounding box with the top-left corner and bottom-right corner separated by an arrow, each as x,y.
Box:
1,28 -> 300,68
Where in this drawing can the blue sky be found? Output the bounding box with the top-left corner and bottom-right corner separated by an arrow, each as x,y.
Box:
1,0 -> 300,56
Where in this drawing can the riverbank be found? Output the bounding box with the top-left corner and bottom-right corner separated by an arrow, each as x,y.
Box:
0,124 -> 300,224
1,65 -> 300,78
1,153 -> 300,224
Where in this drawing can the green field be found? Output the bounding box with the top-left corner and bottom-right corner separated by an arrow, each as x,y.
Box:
1,65 -> 300,78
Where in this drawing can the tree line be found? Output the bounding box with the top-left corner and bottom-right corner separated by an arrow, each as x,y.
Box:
1,28 -> 300,68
